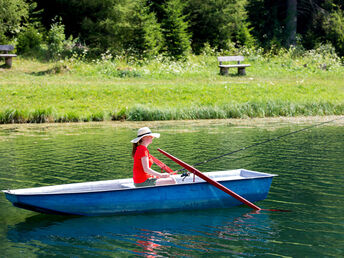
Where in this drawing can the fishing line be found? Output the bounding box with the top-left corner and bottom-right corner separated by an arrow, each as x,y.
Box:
176,116 -> 343,173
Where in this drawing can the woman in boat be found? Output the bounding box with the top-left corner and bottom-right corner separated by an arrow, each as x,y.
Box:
131,127 -> 176,187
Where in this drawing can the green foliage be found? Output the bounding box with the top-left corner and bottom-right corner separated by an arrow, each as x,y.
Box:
29,108 -> 54,123
55,112 -> 80,123
47,19 -> 66,59
188,0 -> 252,53
247,0 -> 286,49
76,0 -> 134,55
323,9 -> 344,56
246,0 -> 344,56
0,108 -> 26,124
115,67 -> 142,78
125,0 -> 164,58
1,48 -> 343,124
89,112 -> 105,121
254,43 -> 342,72
7,0 -> 344,60
237,23 -> 255,47
61,43 -> 342,79
162,0 -> 191,59
0,0 -> 28,43
302,44 -> 342,71
121,101 -> 344,121
16,25 -> 43,55
44,18 -> 82,60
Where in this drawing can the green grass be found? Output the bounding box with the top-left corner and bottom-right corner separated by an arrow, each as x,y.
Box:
0,50 -> 343,123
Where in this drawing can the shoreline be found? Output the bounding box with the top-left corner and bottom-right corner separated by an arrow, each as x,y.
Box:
0,116 -> 343,132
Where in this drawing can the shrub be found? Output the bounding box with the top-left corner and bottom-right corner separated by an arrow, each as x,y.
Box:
28,108 -> 54,123
0,0 -> 28,44
302,43 -> 341,71
0,108 -> 26,124
16,25 -> 43,55
47,19 -> 66,59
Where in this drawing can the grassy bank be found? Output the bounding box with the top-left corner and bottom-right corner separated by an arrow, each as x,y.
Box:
0,49 -> 343,123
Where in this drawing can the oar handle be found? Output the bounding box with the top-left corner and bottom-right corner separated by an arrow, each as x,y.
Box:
157,148 -> 261,211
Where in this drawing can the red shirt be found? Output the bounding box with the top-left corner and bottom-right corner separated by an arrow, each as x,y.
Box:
133,145 -> 154,183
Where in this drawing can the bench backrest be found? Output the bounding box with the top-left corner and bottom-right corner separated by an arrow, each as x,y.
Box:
218,56 -> 244,62
0,45 -> 14,52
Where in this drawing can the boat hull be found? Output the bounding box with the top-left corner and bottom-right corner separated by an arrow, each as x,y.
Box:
3,170 -> 275,216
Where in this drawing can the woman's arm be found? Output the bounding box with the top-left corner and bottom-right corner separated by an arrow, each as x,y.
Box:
141,156 -> 170,178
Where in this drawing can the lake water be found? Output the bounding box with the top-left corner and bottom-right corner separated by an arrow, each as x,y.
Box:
0,119 -> 343,257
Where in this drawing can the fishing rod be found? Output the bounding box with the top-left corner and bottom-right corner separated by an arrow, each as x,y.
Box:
176,116 -> 344,175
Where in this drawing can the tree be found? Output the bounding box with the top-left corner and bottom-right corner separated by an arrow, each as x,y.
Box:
161,0 -> 191,59
82,0 -> 134,54
187,0 -> 253,53
247,0 -> 287,48
33,0 -> 132,55
247,0 -> 344,55
323,9 -> 344,56
298,0 -> 344,55
286,0 -> 297,46
124,0 -> 164,58
0,0 -> 28,43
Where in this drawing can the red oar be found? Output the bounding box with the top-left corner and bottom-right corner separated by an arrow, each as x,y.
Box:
157,148 -> 261,210
158,148 -> 291,212
151,155 -> 176,174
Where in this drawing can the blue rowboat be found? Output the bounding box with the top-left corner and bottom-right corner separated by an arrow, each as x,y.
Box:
2,169 -> 276,216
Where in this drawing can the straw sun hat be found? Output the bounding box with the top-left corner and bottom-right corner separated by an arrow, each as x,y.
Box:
131,127 -> 160,143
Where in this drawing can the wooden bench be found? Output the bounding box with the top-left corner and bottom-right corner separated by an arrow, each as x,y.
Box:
218,56 -> 250,75
0,45 -> 17,68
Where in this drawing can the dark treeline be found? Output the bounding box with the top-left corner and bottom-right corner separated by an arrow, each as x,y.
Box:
1,0 -> 344,59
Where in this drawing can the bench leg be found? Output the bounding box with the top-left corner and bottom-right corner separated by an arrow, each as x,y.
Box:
238,67 -> 246,75
5,57 -> 12,68
220,67 -> 229,76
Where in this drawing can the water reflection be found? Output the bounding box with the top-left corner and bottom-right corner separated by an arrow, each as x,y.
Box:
7,208 -> 272,256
